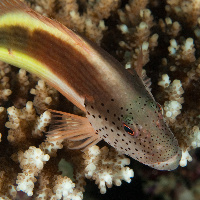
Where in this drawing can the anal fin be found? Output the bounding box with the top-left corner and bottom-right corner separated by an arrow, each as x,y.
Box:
47,109 -> 101,151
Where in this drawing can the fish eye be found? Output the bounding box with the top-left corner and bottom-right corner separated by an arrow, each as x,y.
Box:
123,123 -> 135,136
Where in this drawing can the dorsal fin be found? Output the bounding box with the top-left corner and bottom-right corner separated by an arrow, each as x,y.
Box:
132,47 -> 154,99
141,70 -> 154,100
0,0 -> 28,14
134,47 -> 144,77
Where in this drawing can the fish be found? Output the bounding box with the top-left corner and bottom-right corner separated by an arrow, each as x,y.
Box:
0,0 -> 181,170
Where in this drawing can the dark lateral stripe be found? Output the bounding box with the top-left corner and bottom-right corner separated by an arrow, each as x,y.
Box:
0,25 -> 110,98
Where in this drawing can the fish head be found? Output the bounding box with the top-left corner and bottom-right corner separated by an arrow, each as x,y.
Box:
85,95 -> 181,171
121,97 -> 181,170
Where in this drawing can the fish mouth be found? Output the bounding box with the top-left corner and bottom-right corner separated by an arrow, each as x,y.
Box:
147,147 -> 182,171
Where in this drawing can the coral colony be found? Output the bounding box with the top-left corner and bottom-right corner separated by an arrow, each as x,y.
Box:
0,0 -> 200,199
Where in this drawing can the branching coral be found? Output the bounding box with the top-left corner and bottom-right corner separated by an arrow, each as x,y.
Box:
12,69 -> 30,108
1,90 -> 134,199
30,80 -> 59,114
118,7 -> 157,71
166,0 -> 200,28
0,61 -> 12,105
16,146 -> 50,196
29,0 -> 120,44
5,101 -> 51,149
0,107 -> 7,139
83,145 -> 134,194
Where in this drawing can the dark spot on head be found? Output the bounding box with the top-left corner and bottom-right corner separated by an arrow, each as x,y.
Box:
111,99 -> 114,101
101,103 -> 104,106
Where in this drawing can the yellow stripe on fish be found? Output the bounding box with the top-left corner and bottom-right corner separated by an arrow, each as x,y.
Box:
0,0 -> 181,170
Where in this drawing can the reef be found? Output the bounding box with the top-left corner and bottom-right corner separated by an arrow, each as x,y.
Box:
1,0 -> 200,199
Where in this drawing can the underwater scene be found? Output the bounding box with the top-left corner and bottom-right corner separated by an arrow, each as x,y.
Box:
0,0 -> 200,199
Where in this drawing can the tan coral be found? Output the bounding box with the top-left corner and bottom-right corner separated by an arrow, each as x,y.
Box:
5,101 -> 51,149
118,0 -> 149,26
39,137 -> 63,157
118,6 -> 156,71
83,145 -> 134,194
43,0 -> 120,44
30,80 -> 59,114
16,146 -> 50,196
86,0 -> 120,23
31,0 -> 56,16
0,162 -> 18,199
0,107 -> 6,139
166,0 -> 200,27
12,69 -> 31,108
159,17 -> 182,37
0,61 -> 12,105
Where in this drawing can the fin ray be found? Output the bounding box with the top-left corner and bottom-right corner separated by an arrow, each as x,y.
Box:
68,135 -> 100,150
47,109 -> 101,150
0,0 -> 27,14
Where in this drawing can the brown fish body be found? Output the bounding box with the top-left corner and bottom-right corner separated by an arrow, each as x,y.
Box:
0,0 -> 181,170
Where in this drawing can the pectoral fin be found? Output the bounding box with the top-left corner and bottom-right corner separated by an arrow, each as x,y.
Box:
47,109 -> 101,150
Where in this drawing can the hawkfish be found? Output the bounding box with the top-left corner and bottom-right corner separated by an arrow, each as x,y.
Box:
0,0 -> 181,170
